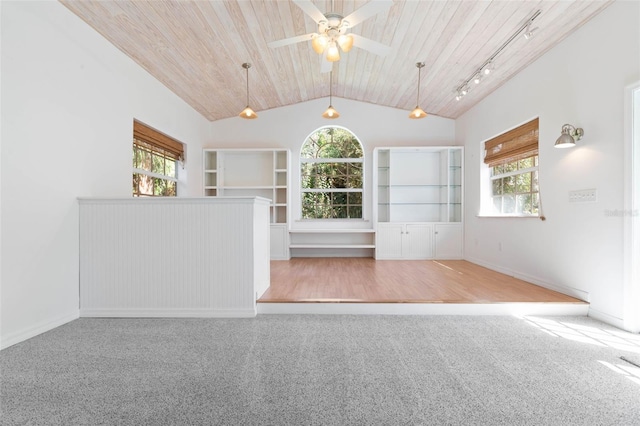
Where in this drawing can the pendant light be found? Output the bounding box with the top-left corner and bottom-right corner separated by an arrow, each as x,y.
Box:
409,62 -> 427,119
239,63 -> 257,119
322,71 -> 339,119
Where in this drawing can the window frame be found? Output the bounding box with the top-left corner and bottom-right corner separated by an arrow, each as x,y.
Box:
132,121 -> 184,197
300,126 -> 364,220
489,155 -> 539,216
479,118 -> 540,218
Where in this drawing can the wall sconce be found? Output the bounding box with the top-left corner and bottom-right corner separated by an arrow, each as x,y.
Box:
554,124 -> 584,148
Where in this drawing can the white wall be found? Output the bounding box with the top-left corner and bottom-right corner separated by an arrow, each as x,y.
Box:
0,1 -> 210,348
208,98 -> 455,226
456,1 -> 640,328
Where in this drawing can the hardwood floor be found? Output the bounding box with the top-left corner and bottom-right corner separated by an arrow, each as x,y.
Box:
259,258 -> 586,304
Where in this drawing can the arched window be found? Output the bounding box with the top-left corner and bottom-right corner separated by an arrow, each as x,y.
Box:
300,127 -> 363,219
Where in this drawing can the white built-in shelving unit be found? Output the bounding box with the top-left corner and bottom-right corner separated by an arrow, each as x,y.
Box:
203,149 -> 290,259
374,147 -> 463,259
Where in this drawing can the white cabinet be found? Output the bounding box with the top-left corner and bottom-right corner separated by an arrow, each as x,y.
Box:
374,147 -> 463,260
203,149 -> 290,259
377,223 -> 433,259
434,224 -> 463,259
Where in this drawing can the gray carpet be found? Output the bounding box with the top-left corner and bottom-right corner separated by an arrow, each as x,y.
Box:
1,315 -> 639,425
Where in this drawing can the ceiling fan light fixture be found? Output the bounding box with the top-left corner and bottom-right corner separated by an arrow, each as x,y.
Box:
337,34 -> 354,52
312,34 -> 328,54
327,41 -> 340,62
239,63 -> 258,120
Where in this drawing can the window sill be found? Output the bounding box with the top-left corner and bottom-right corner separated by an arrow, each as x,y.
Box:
477,214 -> 541,219
296,219 -> 370,223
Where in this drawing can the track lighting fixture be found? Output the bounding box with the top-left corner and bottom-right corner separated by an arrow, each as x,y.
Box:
554,124 -> 584,148
239,63 -> 257,119
454,10 -> 541,101
409,62 -> 427,119
322,71 -> 340,119
523,22 -> 539,40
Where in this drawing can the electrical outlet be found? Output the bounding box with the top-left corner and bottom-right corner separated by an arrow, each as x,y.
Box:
569,189 -> 597,203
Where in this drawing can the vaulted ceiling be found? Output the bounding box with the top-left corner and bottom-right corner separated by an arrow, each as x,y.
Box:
60,0 -> 612,122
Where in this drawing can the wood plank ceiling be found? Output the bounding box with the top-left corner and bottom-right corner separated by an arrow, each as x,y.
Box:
60,0 -> 612,122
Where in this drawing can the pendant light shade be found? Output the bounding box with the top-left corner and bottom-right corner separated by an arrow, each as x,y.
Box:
322,105 -> 340,119
409,62 -> 427,119
410,106 -> 427,119
322,71 -> 339,119
239,63 -> 258,119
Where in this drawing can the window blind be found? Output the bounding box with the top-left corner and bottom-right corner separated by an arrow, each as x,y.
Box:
133,120 -> 184,161
484,118 -> 538,167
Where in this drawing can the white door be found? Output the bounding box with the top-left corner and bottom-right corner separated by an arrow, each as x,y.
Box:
624,81 -> 640,332
376,224 -> 404,259
403,224 -> 433,259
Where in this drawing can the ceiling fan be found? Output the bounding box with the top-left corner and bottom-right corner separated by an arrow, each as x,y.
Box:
267,0 -> 393,73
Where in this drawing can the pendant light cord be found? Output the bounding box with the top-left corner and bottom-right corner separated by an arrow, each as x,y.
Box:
246,66 -> 250,106
416,65 -> 421,106
329,71 -> 333,104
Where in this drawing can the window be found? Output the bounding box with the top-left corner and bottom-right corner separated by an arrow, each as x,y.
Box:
300,127 -> 363,219
132,121 -> 184,197
484,118 -> 539,215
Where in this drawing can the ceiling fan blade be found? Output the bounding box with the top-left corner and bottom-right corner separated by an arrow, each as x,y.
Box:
292,0 -> 326,24
343,0 -> 393,27
351,34 -> 391,57
267,33 -> 316,49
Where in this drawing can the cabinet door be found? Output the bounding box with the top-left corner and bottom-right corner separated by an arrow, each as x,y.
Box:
403,224 -> 433,259
270,225 -> 289,260
434,224 -> 463,259
376,224 -> 404,259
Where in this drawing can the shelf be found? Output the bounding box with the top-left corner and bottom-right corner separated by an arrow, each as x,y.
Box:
380,202 -> 461,206
222,186 -> 274,190
290,229 -> 374,234
290,244 -> 375,249
378,184 -> 448,188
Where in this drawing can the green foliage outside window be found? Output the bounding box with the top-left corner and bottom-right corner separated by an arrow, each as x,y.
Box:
491,155 -> 538,215
132,140 -> 177,197
301,128 -> 363,219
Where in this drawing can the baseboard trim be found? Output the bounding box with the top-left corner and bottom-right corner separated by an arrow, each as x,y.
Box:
588,307 -> 625,330
464,256 -> 590,301
0,310 -> 79,350
80,308 -> 257,318
257,302 -> 589,316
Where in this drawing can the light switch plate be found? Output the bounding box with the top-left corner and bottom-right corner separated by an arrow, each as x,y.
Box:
569,189 -> 597,203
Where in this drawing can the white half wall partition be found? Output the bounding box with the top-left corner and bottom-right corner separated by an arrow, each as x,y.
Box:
79,197 -> 270,318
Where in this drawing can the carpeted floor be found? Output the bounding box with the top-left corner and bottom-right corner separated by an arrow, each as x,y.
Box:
1,315 -> 639,425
